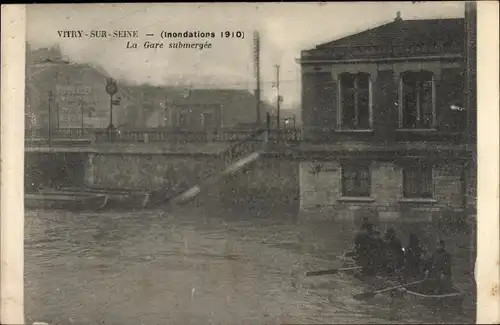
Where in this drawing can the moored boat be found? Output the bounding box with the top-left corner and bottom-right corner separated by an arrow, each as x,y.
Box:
60,187 -> 151,210
25,191 -> 108,211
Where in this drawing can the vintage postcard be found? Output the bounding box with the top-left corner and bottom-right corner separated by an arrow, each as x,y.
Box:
1,2 -> 499,324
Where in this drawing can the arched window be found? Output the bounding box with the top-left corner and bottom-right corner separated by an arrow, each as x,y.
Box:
398,70 -> 436,129
338,72 -> 372,130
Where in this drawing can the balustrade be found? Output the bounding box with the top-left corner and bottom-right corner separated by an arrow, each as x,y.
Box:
25,128 -> 93,140
25,126 -> 305,146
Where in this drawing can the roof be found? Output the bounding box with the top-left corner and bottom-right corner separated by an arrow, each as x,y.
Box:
121,85 -> 267,106
173,89 -> 258,105
314,18 -> 465,49
120,84 -> 181,100
302,17 -> 465,61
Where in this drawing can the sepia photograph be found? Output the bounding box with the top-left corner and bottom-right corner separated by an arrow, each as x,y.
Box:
1,1 -> 499,324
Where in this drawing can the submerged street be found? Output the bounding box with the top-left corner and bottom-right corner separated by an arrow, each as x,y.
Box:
25,205 -> 475,325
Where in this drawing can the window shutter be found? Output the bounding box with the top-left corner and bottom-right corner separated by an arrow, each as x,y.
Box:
437,68 -> 465,131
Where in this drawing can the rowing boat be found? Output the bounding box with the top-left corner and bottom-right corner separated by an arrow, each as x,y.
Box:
402,282 -> 464,308
25,191 -> 109,211
338,250 -> 464,308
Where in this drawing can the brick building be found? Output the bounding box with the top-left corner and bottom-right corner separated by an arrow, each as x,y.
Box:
298,10 -> 476,223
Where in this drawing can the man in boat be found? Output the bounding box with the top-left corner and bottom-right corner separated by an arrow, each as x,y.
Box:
404,233 -> 426,278
353,219 -> 377,275
382,228 -> 405,275
368,230 -> 386,275
424,240 -> 453,293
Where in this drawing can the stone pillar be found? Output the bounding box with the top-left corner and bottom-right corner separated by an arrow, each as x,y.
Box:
84,153 -> 95,186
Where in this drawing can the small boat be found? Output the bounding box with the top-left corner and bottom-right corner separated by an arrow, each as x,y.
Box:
338,250 -> 465,308
25,191 -> 108,211
60,187 -> 151,210
402,282 -> 464,308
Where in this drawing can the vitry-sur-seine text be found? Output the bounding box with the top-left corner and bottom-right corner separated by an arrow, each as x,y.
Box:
56,30 -> 245,50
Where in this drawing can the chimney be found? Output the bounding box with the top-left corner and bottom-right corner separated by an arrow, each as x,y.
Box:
395,11 -> 403,22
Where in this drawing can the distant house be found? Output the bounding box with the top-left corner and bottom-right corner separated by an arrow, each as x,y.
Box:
168,89 -> 272,131
118,84 -> 178,128
25,44 -> 131,130
120,85 -> 274,131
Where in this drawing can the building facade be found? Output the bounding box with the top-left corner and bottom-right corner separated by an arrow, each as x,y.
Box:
298,12 -> 476,223
26,45 -> 131,130
120,86 -> 274,130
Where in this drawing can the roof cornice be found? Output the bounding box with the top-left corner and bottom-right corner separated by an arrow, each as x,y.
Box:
298,54 -> 463,65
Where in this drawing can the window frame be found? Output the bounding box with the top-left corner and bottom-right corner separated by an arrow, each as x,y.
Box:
402,163 -> 434,199
398,70 -> 437,130
340,162 -> 372,198
337,72 -> 373,131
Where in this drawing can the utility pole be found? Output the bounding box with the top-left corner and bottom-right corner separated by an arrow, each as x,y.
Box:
56,101 -> 60,130
253,31 -> 261,125
80,95 -> 85,132
48,91 -> 53,145
275,64 -> 281,129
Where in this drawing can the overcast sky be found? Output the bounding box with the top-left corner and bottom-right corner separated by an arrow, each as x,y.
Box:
26,2 -> 465,108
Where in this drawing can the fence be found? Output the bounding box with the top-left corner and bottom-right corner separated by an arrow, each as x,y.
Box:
25,128 -> 94,140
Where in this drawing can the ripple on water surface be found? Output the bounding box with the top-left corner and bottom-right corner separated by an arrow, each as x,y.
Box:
25,209 -> 474,324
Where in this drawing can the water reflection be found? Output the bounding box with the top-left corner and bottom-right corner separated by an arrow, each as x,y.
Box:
25,207 -> 474,324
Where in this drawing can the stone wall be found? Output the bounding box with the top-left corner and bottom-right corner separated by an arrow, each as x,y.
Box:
88,153 -> 220,190
25,152 -> 86,190
209,156 -> 300,216
299,159 -> 468,224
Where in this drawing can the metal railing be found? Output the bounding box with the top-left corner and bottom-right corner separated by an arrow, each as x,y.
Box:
25,127 -> 266,144
25,126 -> 474,148
268,128 -> 302,142
25,128 -> 94,140
219,128 -> 267,168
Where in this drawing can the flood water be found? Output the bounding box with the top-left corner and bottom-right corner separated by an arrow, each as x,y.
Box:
25,205 -> 475,324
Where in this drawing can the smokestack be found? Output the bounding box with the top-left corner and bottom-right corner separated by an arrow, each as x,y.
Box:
253,31 -> 261,124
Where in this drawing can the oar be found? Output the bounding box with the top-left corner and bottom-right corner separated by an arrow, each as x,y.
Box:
353,279 -> 426,300
306,266 -> 362,277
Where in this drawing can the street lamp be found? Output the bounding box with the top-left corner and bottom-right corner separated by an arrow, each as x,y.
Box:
105,78 -> 118,140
